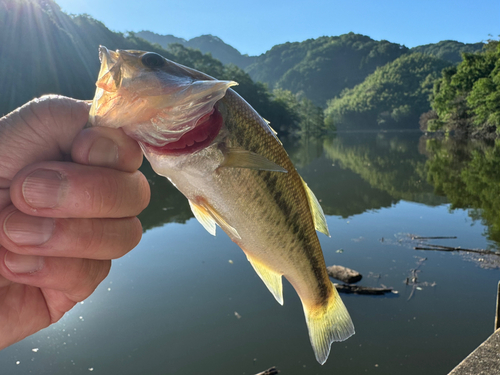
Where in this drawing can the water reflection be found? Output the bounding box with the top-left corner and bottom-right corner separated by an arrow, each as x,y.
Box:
138,131 -> 500,252
424,137 -> 500,247
3,131 -> 500,375
138,162 -> 192,230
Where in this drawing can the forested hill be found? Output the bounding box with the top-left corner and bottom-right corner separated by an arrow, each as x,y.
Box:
243,34 -> 484,107
245,34 -> 409,106
0,0 -> 302,134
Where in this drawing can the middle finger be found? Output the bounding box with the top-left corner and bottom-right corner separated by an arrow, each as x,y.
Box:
9,161 -> 150,219
0,206 -> 142,260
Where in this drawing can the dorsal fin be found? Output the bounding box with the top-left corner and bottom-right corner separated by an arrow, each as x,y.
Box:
300,177 -> 330,237
262,118 -> 283,145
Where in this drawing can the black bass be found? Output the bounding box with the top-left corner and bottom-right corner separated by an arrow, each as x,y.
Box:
89,46 -> 354,364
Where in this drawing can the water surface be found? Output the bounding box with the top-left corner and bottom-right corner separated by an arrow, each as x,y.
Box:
2,131 -> 499,374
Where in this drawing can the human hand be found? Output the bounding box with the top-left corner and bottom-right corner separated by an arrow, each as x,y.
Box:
0,95 -> 150,349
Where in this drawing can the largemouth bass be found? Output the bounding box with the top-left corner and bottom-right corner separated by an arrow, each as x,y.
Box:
89,46 -> 354,364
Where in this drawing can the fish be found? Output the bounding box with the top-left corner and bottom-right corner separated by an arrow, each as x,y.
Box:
89,46 -> 354,364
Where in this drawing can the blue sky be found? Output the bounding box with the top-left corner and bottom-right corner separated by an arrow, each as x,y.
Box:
57,0 -> 499,56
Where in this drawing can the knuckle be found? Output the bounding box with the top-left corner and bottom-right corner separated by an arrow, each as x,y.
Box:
90,174 -> 121,216
136,172 -> 151,212
67,259 -> 110,301
74,219 -> 106,257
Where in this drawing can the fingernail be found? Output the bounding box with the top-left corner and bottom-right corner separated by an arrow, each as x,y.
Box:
22,169 -> 66,208
89,138 -> 119,167
4,252 -> 44,274
4,212 -> 54,246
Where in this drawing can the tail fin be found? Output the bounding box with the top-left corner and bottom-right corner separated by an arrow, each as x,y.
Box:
303,283 -> 354,364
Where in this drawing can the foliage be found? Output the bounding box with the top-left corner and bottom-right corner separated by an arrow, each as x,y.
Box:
324,53 -> 451,130
271,89 -> 325,135
245,33 -> 409,106
411,40 -> 484,64
428,39 -> 500,134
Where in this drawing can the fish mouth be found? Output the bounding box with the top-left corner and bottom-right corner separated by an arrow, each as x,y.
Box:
143,105 -> 223,155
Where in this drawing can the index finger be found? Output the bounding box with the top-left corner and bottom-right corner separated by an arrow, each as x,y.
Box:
10,161 -> 150,218
71,126 -> 143,173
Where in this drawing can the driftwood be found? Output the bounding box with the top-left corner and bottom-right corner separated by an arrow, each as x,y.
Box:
404,257 -> 437,301
411,236 -> 457,240
334,283 -> 394,295
253,367 -> 279,375
414,243 -> 500,256
327,265 -> 362,283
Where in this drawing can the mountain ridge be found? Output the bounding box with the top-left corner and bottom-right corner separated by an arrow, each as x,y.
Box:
136,31 -> 257,69
137,31 -> 484,107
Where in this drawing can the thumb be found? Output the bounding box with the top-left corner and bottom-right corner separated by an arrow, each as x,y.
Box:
0,95 -> 90,182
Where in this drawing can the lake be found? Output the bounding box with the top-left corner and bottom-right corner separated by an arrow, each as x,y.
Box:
1,131 -> 499,375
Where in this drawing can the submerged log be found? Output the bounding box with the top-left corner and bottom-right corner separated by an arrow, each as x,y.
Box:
253,367 -> 279,375
414,244 -> 500,256
334,283 -> 394,295
327,265 -> 362,283
411,236 -> 457,240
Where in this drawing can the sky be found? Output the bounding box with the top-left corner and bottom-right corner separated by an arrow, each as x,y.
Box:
56,0 -> 500,56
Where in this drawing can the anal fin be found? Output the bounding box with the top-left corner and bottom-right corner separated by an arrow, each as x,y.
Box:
303,283 -> 354,364
246,254 -> 283,305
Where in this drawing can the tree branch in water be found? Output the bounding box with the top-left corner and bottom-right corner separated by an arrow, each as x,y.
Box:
414,243 -> 500,256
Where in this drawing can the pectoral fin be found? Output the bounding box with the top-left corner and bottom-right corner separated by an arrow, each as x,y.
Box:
246,254 -> 283,305
301,177 -> 330,237
189,200 -> 216,236
220,148 -> 287,173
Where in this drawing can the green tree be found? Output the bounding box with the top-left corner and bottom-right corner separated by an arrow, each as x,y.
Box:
429,40 -> 500,133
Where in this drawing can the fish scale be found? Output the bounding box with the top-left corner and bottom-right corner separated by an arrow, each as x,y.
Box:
89,46 -> 354,364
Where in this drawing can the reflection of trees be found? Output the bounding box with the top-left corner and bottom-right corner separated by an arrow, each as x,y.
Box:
322,133 -> 444,205
425,138 -> 500,245
297,156 -> 397,218
284,135 -> 327,168
138,132 -> 456,229
287,132 -> 445,217
138,161 -> 193,232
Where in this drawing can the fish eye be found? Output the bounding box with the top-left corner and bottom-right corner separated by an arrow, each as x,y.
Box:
141,53 -> 165,69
